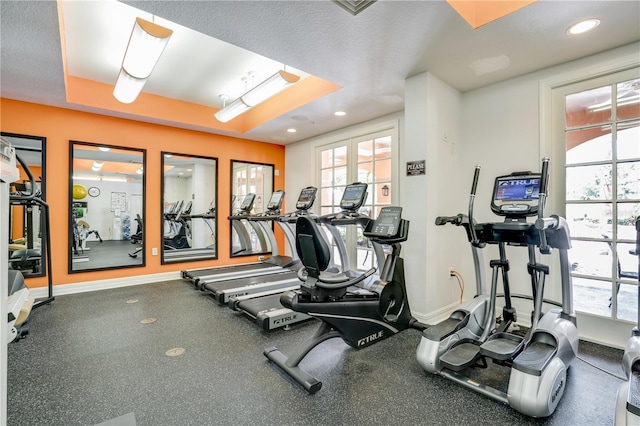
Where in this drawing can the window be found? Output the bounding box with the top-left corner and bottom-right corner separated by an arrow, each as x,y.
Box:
555,68 -> 640,321
316,129 -> 397,272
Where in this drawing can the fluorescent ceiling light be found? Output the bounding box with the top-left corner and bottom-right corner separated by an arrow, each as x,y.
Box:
287,128 -> 296,133
101,177 -> 129,183
334,111 -> 346,116
214,70 -> 300,123
73,175 -> 101,181
113,18 -> 173,104
214,97 -> 251,123
567,19 -> 600,35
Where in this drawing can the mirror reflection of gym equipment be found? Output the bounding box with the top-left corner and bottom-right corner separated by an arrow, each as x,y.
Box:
69,141 -> 145,272
230,160 -> 274,257
161,152 -> 218,264
3,133 -> 47,279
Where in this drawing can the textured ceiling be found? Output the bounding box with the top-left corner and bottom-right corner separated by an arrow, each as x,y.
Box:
1,0 -> 639,145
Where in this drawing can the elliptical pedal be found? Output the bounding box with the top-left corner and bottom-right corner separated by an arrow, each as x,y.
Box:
512,340 -> 556,376
479,332 -> 524,361
440,340 -> 484,371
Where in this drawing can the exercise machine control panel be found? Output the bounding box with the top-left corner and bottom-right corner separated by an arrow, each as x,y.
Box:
490,172 -> 541,218
296,187 -> 317,211
266,190 -> 285,212
368,206 -> 402,238
340,183 -> 367,210
239,193 -> 256,213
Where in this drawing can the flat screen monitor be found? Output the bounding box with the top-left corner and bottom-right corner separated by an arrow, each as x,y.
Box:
266,191 -> 284,210
491,173 -> 541,217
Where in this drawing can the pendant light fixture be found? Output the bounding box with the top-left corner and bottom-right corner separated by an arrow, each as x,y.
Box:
214,70 -> 300,123
113,18 -> 173,104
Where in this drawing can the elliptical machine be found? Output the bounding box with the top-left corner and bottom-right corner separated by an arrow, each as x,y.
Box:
265,206 -> 425,393
416,158 -> 578,418
614,217 -> 640,424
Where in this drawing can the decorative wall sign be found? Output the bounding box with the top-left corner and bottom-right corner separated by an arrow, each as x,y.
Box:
406,160 -> 426,176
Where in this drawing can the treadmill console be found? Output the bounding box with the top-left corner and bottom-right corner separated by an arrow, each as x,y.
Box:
368,206 -> 403,238
491,172 -> 541,218
296,187 -> 317,211
239,194 -> 256,213
340,182 -> 368,211
266,190 -> 285,211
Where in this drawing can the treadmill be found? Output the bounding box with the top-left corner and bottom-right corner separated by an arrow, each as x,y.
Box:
198,190 -> 304,303
229,183 -> 379,330
181,193 -> 288,288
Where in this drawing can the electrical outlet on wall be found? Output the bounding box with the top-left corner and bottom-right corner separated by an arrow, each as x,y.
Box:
152,247 -> 158,256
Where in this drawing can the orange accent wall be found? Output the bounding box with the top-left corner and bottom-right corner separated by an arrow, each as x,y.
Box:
1,98 -> 286,289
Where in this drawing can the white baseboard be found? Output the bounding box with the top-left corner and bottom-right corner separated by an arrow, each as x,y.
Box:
412,300 -> 465,325
29,272 -> 182,298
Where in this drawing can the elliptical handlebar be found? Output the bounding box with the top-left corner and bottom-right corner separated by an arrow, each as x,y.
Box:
537,157 -> 551,254
435,214 -> 464,226
469,165 -> 481,247
535,215 -> 560,231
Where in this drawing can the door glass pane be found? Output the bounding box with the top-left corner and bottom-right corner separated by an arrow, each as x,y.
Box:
320,188 -> 334,206
617,78 -> 640,121
617,283 -> 638,323
566,164 -> 612,201
374,136 -> 392,159
616,243 -> 638,279
358,140 -> 373,162
572,277 -> 614,317
375,183 -> 391,205
321,149 -> 333,168
375,158 -> 392,181
618,203 -> 640,239
334,166 -> 347,186
617,161 -> 640,199
334,146 -> 347,165
565,126 -> 612,164
321,169 -> 333,187
357,162 -> 373,183
618,120 -> 640,160
565,203 -> 612,239
570,240 -> 614,279
565,85 -> 613,128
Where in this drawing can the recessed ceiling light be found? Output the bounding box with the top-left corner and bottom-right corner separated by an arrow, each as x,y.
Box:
98,146 -> 110,152
334,111 -> 346,116
287,128 -> 297,133
567,19 -> 600,35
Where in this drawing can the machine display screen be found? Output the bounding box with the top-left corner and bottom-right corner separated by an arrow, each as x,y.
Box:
341,184 -> 366,205
491,173 -> 541,216
296,187 -> 317,210
239,194 -> 255,211
298,188 -> 317,203
494,177 -> 540,201
267,191 -> 284,210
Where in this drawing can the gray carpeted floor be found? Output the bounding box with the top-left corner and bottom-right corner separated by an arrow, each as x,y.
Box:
7,280 -> 624,425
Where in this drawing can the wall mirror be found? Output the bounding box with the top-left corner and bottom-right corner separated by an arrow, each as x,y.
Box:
69,141 -> 145,273
230,160 -> 274,258
3,132 -> 48,278
162,152 -> 218,264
